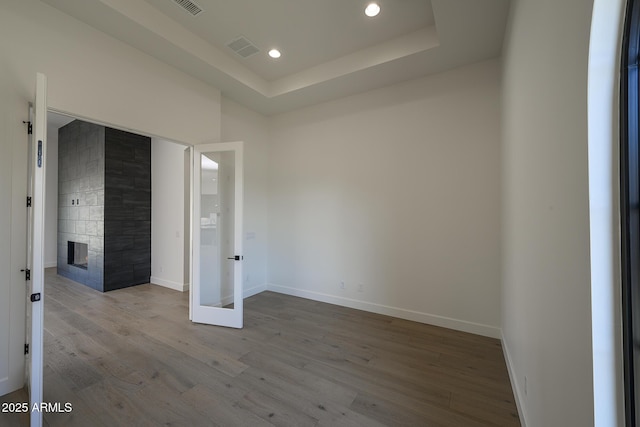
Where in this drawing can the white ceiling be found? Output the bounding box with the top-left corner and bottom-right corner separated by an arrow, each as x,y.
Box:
48,111 -> 75,129
40,0 -> 510,115
144,0 -> 435,81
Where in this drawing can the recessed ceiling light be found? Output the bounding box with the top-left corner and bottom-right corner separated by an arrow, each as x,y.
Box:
365,2 -> 380,17
268,49 -> 281,59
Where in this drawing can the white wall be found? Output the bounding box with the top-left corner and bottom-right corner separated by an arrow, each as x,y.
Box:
268,59 -> 502,337
0,0 -> 221,395
221,97 -> 270,297
151,138 -> 188,291
45,123 -> 59,268
501,0 -> 596,425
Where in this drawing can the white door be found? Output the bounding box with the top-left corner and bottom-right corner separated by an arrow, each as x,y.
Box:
26,73 -> 47,427
191,142 -> 244,328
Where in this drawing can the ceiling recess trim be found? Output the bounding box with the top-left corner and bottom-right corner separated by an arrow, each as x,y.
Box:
39,0 -> 510,115
171,0 -> 203,16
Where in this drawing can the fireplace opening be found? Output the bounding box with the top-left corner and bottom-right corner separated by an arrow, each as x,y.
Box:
68,241 -> 88,270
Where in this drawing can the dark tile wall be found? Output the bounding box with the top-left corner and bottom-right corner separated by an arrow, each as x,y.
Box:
104,128 -> 151,291
57,120 -> 105,290
57,121 -> 151,292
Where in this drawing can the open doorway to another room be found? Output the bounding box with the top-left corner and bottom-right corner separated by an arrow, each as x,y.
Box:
45,111 -> 190,293
41,110 -> 192,424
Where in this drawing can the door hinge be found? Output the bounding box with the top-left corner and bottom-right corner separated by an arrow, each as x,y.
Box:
21,268 -> 30,281
30,293 -> 40,302
22,121 -> 32,135
24,344 -> 29,355
26,196 -> 32,207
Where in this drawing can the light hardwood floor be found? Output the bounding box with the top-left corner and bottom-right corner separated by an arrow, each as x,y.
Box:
1,269 -> 520,426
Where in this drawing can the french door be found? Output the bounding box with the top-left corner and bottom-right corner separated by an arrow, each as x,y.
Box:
26,72 -> 47,427
191,142 -> 244,328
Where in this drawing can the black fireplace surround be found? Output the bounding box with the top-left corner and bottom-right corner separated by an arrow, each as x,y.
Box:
57,120 -> 151,292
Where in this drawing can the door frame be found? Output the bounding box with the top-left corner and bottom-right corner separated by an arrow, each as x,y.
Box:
27,72 -> 47,427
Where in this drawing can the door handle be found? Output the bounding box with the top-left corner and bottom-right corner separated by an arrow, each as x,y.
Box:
227,255 -> 242,261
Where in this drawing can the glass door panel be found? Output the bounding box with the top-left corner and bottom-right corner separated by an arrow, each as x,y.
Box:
191,143 -> 243,328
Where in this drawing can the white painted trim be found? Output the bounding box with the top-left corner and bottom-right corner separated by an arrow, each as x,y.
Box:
29,71 -> 47,427
244,283 -> 267,299
44,261 -> 57,269
218,283 -> 268,306
0,376 -> 11,396
150,276 -> 189,292
266,283 -> 501,339
588,0 -> 625,425
502,332 -> 527,427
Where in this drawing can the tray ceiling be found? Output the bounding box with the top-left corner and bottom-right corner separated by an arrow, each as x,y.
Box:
40,0 -> 510,115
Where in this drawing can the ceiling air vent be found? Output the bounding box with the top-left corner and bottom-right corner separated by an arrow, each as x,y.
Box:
171,0 -> 203,16
226,36 -> 260,58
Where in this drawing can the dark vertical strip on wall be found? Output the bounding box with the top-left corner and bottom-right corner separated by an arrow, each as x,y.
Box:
103,128 -> 151,291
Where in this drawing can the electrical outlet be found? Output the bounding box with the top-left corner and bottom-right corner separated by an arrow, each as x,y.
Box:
358,283 -> 364,292
245,274 -> 250,283
524,376 -> 527,396
340,281 -> 345,290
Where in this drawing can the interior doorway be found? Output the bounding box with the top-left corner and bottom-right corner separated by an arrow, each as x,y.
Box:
45,111 -> 191,293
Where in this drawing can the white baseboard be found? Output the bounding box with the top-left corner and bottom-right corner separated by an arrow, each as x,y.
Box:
0,376 -> 11,397
218,284 -> 268,306
501,332 -> 527,426
150,276 -> 189,292
44,261 -> 57,268
245,283 -> 267,299
266,283 -> 501,339
0,376 -> 22,398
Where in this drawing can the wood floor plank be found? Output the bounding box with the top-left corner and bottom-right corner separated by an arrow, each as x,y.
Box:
43,331 -> 103,393
365,353 -> 515,401
350,391 -> 490,427
0,268 -> 520,426
303,359 -> 452,411
449,392 -> 520,426
238,365 -> 383,427
184,371 -> 322,427
181,384 -> 270,427
239,350 -> 358,407
42,364 -> 110,427
123,378 -> 216,427
72,295 -> 251,377
350,391 -> 436,427
78,377 -> 155,427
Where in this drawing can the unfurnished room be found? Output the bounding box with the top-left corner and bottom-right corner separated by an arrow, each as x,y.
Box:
0,0 -> 629,426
